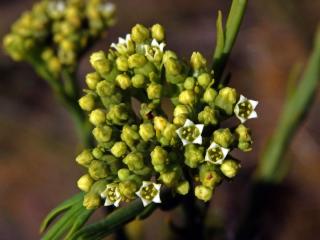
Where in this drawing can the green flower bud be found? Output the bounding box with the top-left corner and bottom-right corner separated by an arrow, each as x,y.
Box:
79,94 -> 95,112
147,83 -> 162,100
198,73 -> 212,89
92,147 -> 103,159
215,87 -> 237,115
90,51 -> 106,67
154,116 -> 168,132
88,160 -> 109,180
179,90 -> 196,105
116,74 -> 131,90
107,104 -> 129,125
162,50 -> 178,63
118,168 -> 131,181
195,185 -> 213,202
96,80 -> 115,97
89,109 -> 106,126
85,72 -> 101,90
173,115 -> 187,126
198,106 -> 218,125
174,104 -> 190,117
132,74 -> 145,88
121,125 -> 140,148
203,88 -> 217,104
94,59 -> 112,78
128,53 -> 147,68
220,159 -> 240,178
139,123 -> 155,141
184,77 -> 196,90
76,149 -> 93,167
184,144 -> 204,168
92,125 -> 112,143
123,151 -> 145,171
199,164 -> 222,188
151,24 -> 165,42
119,180 -> 139,200
151,146 -> 169,172
164,58 -> 181,75
116,56 -> 129,71
160,124 -> 177,146
111,141 -> 128,158
234,124 -> 253,152
131,24 -> 150,43
213,128 -> 234,148
176,181 -> 190,195
190,52 -> 206,70
83,192 -> 101,209
160,165 -> 181,187
48,57 -> 61,74
77,174 -> 94,192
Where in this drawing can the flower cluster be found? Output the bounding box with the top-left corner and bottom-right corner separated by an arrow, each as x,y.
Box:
3,0 -> 116,75
76,23 -> 258,209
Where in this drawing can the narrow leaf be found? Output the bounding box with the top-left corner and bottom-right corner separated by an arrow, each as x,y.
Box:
40,193 -> 84,233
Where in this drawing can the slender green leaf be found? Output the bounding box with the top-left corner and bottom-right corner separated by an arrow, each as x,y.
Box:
213,10 -> 225,65
256,27 -> 320,182
70,199 -> 151,240
42,202 -> 84,240
64,209 -> 95,240
40,193 -> 84,233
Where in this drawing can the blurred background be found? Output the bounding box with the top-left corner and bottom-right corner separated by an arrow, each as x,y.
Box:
0,0 -> 319,239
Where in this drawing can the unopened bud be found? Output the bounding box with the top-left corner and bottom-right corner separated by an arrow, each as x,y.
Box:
79,94 -> 95,112
85,72 -> 101,90
151,24 -> 165,42
77,174 -> 94,192
83,192 -> 101,209
116,74 -> 131,90
92,125 -> 112,143
215,87 -> 237,115
128,53 -> 147,68
195,185 -> 212,202
213,128 -> 234,148
89,109 -> 106,126
76,149 -> 93,167
220,159 -> 240,178
131,24 -> 150,43
111,141 -> 128,158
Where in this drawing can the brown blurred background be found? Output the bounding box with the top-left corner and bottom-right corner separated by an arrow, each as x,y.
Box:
0,0 -> 319,239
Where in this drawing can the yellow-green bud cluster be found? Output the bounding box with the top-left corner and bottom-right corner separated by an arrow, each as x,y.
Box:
76,24 -> 257,208
3,0 -> 116,75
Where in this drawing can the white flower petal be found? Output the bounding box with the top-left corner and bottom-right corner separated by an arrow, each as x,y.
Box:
182,139 -> 189,146
184,119 -> 194,127
249,100 -> 258,109
114,199 -> 121,207
248,110 -> 258,119
239,95 -> 247,103
195,124 -> 204,133
141,198 -> 151,207
221,147 -> 230,159
154,183 -> 162,191
104,198 -> 114,206
153,193 -> 161,203
193,135 -> 202,145
151,39 -> 159,47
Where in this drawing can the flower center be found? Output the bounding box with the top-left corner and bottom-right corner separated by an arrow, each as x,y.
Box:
107,186 -> 119,202
181,125 -> 200,142
141,184 -> 158,200
238,100 -> 253,118
208,147 -> 223,163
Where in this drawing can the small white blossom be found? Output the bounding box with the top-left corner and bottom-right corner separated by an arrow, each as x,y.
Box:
99,2 -> 116,16
176,119 -> 204,146
111,34 -> 132,53
144,39 -> 166,62
101,184 -> 121,207
136,181 -> 161,207
205,142 -> 230,165
234,95 -> 258,123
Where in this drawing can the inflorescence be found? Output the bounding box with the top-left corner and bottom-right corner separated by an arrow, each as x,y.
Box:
3,0 -> 116,75
76,23 -> 258,209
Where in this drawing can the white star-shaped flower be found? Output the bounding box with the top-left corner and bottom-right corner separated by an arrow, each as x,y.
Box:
144,39 -> 166,62
101,184 -> 122,207
136,181 -> 161,207
234,95 -> 258,123
111,34 -> 132,52
205,142 -> 230,165
176,119 -> 204,146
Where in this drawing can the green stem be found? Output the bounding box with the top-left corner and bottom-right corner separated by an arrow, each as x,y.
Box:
27,56 -> 92,147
